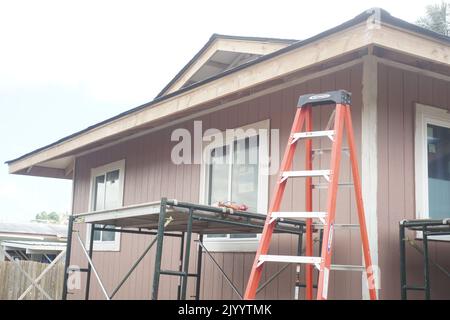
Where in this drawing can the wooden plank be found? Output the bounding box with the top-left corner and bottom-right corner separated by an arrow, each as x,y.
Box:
387,67 -> 405,300
376,63 -> 389,299
349,63 -> 364,299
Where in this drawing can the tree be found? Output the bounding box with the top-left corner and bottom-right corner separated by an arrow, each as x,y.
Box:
34,211 -> 67,224
416,2 -> 449,36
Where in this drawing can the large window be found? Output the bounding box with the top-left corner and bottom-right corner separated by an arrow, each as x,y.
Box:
427,124 -> 450,219
87,160 -> 125,251
200,120 -> 269,251
415,105 -> 450,238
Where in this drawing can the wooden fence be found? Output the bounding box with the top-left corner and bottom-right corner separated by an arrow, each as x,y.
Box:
0,260 -> 65,300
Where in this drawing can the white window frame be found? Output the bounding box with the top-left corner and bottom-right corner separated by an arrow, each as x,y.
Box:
415,103 -> 450,241
86,159 -> 126,251
199,119 -> 270,252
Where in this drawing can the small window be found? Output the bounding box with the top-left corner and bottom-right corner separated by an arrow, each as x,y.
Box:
415,104 -> 450,240
87,160 -> 125,251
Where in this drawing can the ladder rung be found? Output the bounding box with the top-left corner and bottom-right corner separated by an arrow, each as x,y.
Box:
330,264 -> 366,272
258,255 -> 322,267
313,182 -> 353,189
313,223 -> 360,229
281,170 -> 331,182
271,212 -> 327,220
403,285 -> 426,291
292,130 -> 335,143
312,148 -> 350,156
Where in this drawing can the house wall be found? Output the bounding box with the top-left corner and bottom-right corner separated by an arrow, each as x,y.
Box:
68,63 -> 365,300
377,62 -> 450,299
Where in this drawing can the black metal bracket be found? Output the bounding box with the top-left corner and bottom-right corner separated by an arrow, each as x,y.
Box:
297,90 -> 351,108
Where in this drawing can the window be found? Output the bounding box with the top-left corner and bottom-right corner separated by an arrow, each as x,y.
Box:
415,104 -> 450,239
200,120 -> 269,252
87,160 -> 125,251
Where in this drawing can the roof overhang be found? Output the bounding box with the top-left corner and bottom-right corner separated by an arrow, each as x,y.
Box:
7,9 -> 450,179
1,241 -> 66,254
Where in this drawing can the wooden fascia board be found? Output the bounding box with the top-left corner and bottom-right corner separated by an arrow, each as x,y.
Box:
372,23 -> 450,66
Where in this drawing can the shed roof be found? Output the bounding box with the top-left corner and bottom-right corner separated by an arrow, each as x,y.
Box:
0,222 -> 67,238
1,240 -> 66,252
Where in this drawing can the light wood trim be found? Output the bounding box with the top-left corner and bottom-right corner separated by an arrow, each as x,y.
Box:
373,23 -> 450,66
375,56 -> 450,82
361,55 -> 379,299
165,38 -> 291,95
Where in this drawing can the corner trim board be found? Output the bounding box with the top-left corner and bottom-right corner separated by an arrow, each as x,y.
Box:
361,55 -> 379,299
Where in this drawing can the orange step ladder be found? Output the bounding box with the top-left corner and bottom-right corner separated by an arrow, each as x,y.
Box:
244,90 -> 377,300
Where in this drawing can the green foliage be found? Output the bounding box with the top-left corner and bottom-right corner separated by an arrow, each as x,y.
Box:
34,211 -> 68,224
416,2 -> 449,36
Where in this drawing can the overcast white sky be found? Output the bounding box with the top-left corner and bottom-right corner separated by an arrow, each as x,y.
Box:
0,0 -> 434,222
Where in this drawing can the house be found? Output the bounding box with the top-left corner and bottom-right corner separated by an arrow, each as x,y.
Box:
0,223 -> 67,263
6,8 -> 450,299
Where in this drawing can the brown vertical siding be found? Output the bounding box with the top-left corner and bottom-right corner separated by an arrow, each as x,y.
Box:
377,63 -> 450,299
68,64 -> 364,300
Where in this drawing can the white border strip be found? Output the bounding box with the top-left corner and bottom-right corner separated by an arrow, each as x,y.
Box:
361,55 -> 379,299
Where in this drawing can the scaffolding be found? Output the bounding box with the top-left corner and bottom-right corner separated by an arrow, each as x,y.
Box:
399,218 -> 450,300
62,198 -> 305,300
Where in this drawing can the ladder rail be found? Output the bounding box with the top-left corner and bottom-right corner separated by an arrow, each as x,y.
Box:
304,106 -> 314,300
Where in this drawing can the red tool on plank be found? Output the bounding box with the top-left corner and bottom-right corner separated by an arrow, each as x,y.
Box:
217,201 -> 249,212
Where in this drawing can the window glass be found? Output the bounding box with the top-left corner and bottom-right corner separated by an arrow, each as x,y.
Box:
230,137 -> 259,239
93,175 -> 105,211
92,169 -> 121,242
93,227 -> 101,241
231,136 -> 259,212
101,225 -> 116,241
427,124 -> 450,219
105,170 -> 121,210
206,135 -> 260,240
208,146 -> 229,207
208,146 -> 229,238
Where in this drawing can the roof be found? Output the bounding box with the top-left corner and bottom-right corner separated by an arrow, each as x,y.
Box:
1,240 -> 66,252
6,8 -> 450,175
0,222 -> 67,239
155,34 -> 298,98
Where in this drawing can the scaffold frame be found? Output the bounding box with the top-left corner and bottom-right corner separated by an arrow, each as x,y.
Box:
62,198 -> 305,300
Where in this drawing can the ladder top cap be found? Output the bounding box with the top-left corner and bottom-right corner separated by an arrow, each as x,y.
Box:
297,90 -> 351,108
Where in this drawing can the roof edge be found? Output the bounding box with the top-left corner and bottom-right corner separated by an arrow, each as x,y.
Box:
6,8 -> 450,167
